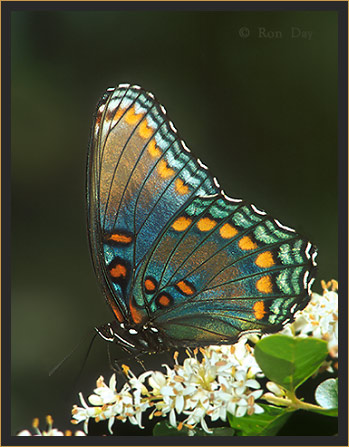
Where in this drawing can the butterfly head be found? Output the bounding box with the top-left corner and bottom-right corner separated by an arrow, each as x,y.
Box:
95,321 -> 165,354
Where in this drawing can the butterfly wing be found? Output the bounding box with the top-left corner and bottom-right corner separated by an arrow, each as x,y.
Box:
134,195 -> 317,346
88,84 -> 317,347
87,84 -> 219,325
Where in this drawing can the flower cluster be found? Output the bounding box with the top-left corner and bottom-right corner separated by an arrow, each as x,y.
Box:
70,280 -> 338,435
281,279 -> 338,362
71,339 -> 264,434
17,415 -> 86,436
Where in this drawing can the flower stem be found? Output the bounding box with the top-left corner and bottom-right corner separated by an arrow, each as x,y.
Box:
262,390 -> 325,412
286,391 -> 324,411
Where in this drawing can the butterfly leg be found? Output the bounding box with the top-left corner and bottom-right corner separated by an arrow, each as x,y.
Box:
105,344 -> 117,373
134,354 -> 146,372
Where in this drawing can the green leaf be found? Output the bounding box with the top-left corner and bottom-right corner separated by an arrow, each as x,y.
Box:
153,421 -> 234,436
308,407 -> 338,417
254,335 -> 328,391
228,404 -> 293,436
313,378 -> 338,416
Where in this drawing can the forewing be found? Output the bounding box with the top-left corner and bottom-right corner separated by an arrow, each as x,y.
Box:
87,84 -> 220,324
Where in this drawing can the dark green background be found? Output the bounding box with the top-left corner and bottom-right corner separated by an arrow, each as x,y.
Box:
11,9 -> 338,436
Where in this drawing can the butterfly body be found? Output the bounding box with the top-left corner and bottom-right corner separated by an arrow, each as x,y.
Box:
95,321 -> 168,354
87,84 -> 317,354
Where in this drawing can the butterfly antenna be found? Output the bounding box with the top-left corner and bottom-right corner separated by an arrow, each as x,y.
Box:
49,330 -> 97,377
72,332 -> 99,388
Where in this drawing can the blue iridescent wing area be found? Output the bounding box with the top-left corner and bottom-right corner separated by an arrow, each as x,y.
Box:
135,197 -> 317,345
88,84 -> 219,324
88,84 -> 317,346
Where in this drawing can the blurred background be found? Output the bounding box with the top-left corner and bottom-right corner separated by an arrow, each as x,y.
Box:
11,9 -> 337,436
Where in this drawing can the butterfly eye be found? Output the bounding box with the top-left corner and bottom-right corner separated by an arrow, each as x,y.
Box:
155,293 -> 173,309
144,277 -> 158,294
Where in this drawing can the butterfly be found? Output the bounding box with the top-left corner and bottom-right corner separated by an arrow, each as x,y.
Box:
87,83 -> 317,355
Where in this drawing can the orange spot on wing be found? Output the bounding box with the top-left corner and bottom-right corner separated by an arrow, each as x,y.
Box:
110,264 -> 127,279
124,106 -> 143,125
108,233 -> 132,244
145,279 -> 156,292
138,119 -> 153,139
255,251 -> 275,268
175,178 -> 190,195
108,299 -> 124,322
158,295 -> 171,307
239,236 -> 258,250
197,217 -> 217,232
253,301 -> 266,319
158,159 -> 175,179
176,280 -> 195,296
172,216 -> 192,231
113,107 -> 125,123
148,139 -> 161,158
219,223 -> 238,239
129,298 -> 144,324
256,275 -> 273,294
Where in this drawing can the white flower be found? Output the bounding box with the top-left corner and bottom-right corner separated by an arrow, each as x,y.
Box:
262,381 -> 290,406
17,430 -> 33,436
282,280 -> 338,357
266,381 -> 286,397
88,375 -> 118,405
148,371 -> 168,395
211,338 -> 263,378
183,405 -> 211,433
17,416 -> 86,436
